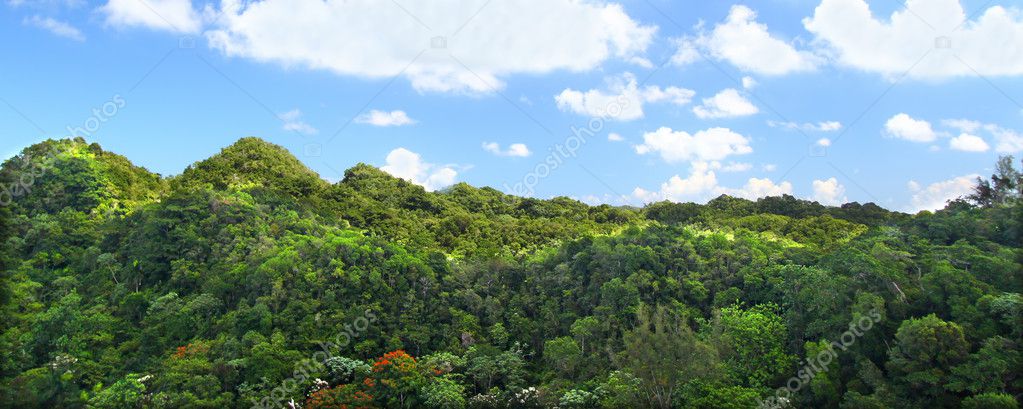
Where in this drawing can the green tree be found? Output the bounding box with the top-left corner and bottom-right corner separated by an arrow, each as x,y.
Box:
713,304 -> 795,388
886,314 -> 969,407
542,337 -> 581,379
87,374 -> 146,409
620,304 -> 720,409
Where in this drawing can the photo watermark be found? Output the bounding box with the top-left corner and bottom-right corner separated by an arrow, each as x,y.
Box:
0,94 -> 126,207
758,309 -> 883,409
250,308 -> 378,409
502,95 -> 631,199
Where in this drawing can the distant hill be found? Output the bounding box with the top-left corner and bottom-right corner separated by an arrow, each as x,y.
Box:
0,137 -> 166,215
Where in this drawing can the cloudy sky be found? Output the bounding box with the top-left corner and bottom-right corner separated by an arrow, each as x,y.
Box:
2,0 -> 1021,212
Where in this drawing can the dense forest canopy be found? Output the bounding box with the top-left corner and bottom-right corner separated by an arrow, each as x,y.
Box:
0,137 -> 1020,409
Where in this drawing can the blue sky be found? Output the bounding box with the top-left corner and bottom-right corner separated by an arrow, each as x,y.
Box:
1,0 -> 1021,212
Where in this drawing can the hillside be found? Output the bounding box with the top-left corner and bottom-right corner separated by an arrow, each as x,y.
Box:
0,138 -> 1020,409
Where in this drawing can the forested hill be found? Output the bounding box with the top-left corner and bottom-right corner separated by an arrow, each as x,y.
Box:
1,137 -> 1020,409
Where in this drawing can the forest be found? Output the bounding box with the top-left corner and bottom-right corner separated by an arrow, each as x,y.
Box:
0,137 -> 1019,409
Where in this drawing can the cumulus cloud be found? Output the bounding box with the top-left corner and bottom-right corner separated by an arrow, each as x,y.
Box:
632,162 -> 719,203
635,126 -> 753,163
100,0 -> 202,33
946,119 -> 1023,152
804,0 -> 1023,79
948,133 -> 989,152
812,177 -> 847,205
482,142 -> 531,157
987,125 -> 1023,153
381,148 -> 458,191
768,120 -> 842,132
355,110 -> 416,127
674,5 -> 821,75
884,113 -> 936,142
555,73 -> 695,121
632,162 -> 791,203
693,88 -> 759,119
279,109 -> 318,135
207,0 -> 655,94
936,118 -> 1021,152
907,174 -> 978,212
719,178 -> 793,200
608,133 -> 624,142
23,15 -> 84,41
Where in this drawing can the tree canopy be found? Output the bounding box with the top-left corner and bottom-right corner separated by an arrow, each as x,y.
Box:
1,138 -> 1020,408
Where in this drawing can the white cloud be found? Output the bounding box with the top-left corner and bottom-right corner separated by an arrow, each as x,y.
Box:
632,162 -> 719,203
635,126 -> 753,163
986,125 -> 1023,153
608,133 -> 624,142
741,76 -> 757,89
762,163 -> 778,172
671,39 -> 701,66
907,174 -> 978,212
100,0 -> 202,34
555,73 -> 694,121
8,0 -> 85,7
884,113 -> 936,142
625,56 -> 653,68
768,120 -> 842,132
818,121 -> 843,131
693,88 -> 759,119
716,161 -> 752,172
381,148 -> 458,191
482,142 -> 531,157
355,110 -> 416,127
633,161 -> 791,204
817,138 -> 832,147
812,177 -> 847,205
578,193 -> 630,206
642,85 -> 697,106
23,15 -> 84,41
675,5 -> 821,75
943,119 -> 982,133
804,0 -> 1023,79
942,119 -> 1023,153
949,133 -> 989,152
207,0 -> 656,94
279,109 -> 318,134
719,177 -> 793,200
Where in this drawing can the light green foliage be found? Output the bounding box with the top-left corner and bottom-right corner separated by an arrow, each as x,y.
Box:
86,374 -> 145,409
592,371 -> 642,409
961,393 -> 1020,409
715,304 -> 796,388
421,375 -> 466,409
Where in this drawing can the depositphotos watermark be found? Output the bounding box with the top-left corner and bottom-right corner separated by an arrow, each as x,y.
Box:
0,95 -> 126,207
502,95 -> 631,199
0,145 -> 60,207
66,94 -> 126,138
251,309 -> 378,409
758,309 -> 883,409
